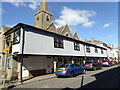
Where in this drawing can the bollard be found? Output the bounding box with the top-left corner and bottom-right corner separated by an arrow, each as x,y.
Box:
81,75 -> 84,87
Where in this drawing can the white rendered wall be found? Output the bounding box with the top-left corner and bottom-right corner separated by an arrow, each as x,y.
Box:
22,28 -> 107,57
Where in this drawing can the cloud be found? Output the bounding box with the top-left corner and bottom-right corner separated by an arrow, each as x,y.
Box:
108,34 -> 112,38
55,7 -> 96,27
103,22 -> 112,28
82,21 -> 95,27
2,0 -> 39,10
54,24 -> 59,28
28,0 -> 39,10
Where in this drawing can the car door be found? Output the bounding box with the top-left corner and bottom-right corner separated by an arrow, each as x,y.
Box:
76,64 -> 82,74
74,64 -> 79,74
93,62 -> 97,68
70,64 -> 77,74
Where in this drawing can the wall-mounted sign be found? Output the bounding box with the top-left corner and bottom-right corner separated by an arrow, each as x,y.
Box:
4,48 -> 9,51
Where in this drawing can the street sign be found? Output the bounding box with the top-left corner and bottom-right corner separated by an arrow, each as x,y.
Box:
4,48 -> 9,51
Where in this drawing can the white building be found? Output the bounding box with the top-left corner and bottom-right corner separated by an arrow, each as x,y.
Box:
3,0 -> 109,80
86,38 -> 114,59
4,23 -> 107,78
112,48 -> 119,60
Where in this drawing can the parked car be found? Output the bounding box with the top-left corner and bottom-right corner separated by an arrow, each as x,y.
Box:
83,61 -> 102,71
113,61 -> 118,65
110,60 -> 116,65
102,60 -> 112,67
55,63 -> 86,77
113,59 -> 119,64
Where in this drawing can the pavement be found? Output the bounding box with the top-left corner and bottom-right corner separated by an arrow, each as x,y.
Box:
0,64 -> 119,89
5,65 -> 119,89
0,73 -> 56,89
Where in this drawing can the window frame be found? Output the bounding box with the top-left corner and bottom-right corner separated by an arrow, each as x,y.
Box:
95,47 -> 98,53
13,29 -> 21,45
74,42 -> 80,51
86,45 -> 91,53
54,37 -> 64,49
101,49 -> 104,54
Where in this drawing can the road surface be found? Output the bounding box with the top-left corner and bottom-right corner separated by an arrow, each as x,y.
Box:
9,65 -> 120,89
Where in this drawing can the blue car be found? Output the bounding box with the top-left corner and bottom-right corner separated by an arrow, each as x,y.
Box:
55,63 -> 86,77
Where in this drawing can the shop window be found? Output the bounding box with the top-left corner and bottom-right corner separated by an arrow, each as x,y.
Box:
58,57 -> 62,62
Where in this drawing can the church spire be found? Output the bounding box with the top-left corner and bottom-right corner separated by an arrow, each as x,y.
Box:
40,0 -> 48,11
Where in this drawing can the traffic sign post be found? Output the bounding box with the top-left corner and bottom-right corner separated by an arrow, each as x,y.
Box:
2,48 -> 9,87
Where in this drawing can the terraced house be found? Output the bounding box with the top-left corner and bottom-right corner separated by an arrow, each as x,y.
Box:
1,0 -> 114,81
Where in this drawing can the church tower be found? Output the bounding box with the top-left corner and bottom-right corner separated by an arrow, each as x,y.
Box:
34,0 -> 53,29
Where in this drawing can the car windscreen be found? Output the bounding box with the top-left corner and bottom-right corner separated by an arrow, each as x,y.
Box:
102,61 -> 107,62
85,62 -> 92,64
59,64 -> 69,68
103,61 -> 109,62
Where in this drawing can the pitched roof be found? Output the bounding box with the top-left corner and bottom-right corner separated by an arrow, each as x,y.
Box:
57,26 -> 65,34
73,32 -> 79,40
46,21 -> 58,33
4,23 -> 107,50
1,25 -> 11,32
60,24 -> 72,38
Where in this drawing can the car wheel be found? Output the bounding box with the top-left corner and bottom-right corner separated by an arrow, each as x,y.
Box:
93,67 -> 96,71
100,66 -> 102,69
70,71 -> 74,77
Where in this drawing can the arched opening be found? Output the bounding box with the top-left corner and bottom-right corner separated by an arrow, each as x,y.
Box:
46,16 -> 50,21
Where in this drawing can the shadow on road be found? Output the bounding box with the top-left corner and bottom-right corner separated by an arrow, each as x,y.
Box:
62,66 -> 120,89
